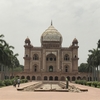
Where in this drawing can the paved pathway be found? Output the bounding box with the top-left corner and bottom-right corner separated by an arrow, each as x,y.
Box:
0,81 -> 100,100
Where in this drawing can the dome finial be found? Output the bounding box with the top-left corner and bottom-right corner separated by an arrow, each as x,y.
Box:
51,20 -> 53,26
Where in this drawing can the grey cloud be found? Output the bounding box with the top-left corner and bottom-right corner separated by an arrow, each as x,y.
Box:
0,0 -> 100,65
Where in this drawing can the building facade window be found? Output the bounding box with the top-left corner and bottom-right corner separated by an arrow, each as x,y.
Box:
65,66 -> 68,72
33,54 -> 39,60
64,54 -> 70,61
46,54 -> 56,61
34,66 -> 37,72
33,65 -> 38,72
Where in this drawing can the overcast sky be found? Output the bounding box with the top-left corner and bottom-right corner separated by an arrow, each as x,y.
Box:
0,0 -> 100,66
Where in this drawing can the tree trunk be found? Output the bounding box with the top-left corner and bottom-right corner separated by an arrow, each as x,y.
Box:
1,64 -> 4,80
97,66 -> 99,81
12,66 -> 14,78
92,66 -> 94,81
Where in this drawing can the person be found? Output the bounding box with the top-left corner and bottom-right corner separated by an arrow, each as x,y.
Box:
66,78 -> 69,89
13,79 -> 17,87
17,77 -> 20,87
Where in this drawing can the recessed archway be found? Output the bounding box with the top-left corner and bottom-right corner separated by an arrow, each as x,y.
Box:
44,76 -> 48,80
21,76 -> 25,79
55,76 -> 58,81
32,76 -> 35,80
82,76 -> 86,80
72,76 -> 76,81
26,76 -> 30,80
49,76 -> 53,80
37,76 -> 41,80
77,76 -> 81,80
61,76 -> 65,81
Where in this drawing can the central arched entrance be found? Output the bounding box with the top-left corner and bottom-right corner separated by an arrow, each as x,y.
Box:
46,54 -> 56,72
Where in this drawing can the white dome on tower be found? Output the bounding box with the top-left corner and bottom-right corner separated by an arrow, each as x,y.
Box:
41,22 -> 62,43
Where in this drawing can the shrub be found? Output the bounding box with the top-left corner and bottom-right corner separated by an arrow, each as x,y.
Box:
86,82 -> 92,86
21,79 -> 28,83
4,79 -> 12,86
92,81 -> 98,87
82,80 -> 87,85
0,80 -> 5,87
97,82 -> 100,87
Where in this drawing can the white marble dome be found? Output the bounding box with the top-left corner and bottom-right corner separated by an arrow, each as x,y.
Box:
41,23 -> 62,42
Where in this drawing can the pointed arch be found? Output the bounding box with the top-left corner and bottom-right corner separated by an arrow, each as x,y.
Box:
21,76 -> 25,79
55,76 -> 58,81
49,76 -> 53,80
46,54 -> 56,61
72,76 -> 76,81
44,76 -> 48,80
37,76 -> 41,80
33,54 -> 39,60
32,76 -> 35,80
61,76 -> 65,81
77,76 -> 81,80
26,76 -> 30,80
64,54 -> 70,61
64,65 -> 69,72
32,64 -> 38,72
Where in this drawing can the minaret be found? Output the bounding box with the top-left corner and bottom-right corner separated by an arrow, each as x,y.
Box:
24,37 -> 32,72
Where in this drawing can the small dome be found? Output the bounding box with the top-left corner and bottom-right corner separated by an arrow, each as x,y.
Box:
72,38 -> 78,44
25,37 -> 31,44
41,23 -> 62,42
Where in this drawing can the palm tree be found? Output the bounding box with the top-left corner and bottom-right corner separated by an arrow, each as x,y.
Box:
97,39 -> 100,49
0,34 -> 20,80
10,53 -> 19,77
3,44 -> 15,79
0,34 -> 7,64
87,57 -> 92,81
0,34 -> 8,80
88,49 -> 100,81
97,39 -> 100,81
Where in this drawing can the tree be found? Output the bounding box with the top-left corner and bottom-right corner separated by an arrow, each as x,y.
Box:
97,39 -> 100,49
78,63 -> 89,72
0,34 -> 20,80
97,39 -> 100,81
87,48 -> 100,81
0,34 -> 8,64
10,53 -> 20,77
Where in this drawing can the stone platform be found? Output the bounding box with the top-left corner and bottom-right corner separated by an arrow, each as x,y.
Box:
0,81 -> 100,100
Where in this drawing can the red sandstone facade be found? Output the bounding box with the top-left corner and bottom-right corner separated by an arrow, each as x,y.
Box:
15,23 -> 90,81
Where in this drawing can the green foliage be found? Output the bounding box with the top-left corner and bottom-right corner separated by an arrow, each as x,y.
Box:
0,34 -> 21,80
86,82 -> 92,86
78,63 -> 90,72
21,79 -> 28,83
9,66 -> 23,72
87,43 -> 100,81
97,82 -> 100,87
75,80 -> 87,85
91,81 -> 98,87
0,78 -> 28,87
0,80 -> 5,87
76,80 -> 100,88
4,79 -> 12,86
